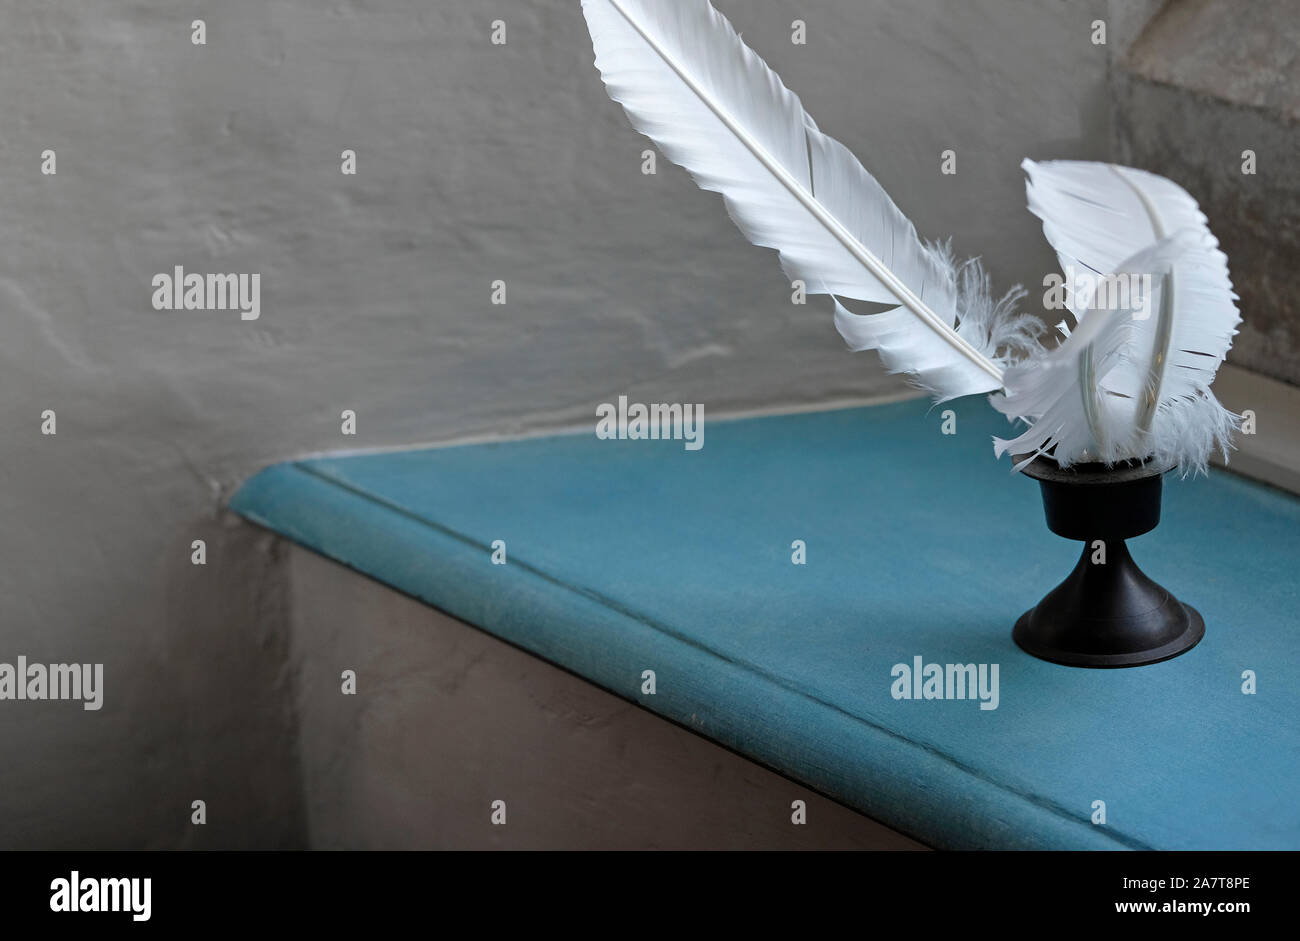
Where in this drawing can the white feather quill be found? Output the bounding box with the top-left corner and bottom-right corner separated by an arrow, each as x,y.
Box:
580,0 -> 1041,401
1009,160 -> 1241,472
999,160 -> 1242,473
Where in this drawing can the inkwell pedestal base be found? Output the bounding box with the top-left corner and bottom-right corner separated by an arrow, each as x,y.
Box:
1013,456 -> 1204,668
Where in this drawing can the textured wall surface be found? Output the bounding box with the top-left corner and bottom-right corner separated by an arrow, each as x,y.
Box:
0,0 -> 1118,847
1114,0 -> 1300,385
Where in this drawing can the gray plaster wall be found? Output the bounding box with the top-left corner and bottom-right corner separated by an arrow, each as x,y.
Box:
0,0 -> 1120,848
1113,0 -> 1300,385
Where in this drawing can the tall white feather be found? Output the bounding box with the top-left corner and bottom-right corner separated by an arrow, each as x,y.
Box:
581,0 -> 1035,400
1014,160 -> 1241,473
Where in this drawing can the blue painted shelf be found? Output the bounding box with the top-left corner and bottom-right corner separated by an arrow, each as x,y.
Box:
230,398 -> 1300,850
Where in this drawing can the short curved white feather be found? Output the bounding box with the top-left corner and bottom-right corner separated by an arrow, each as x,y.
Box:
1013,160 -> 1241,472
